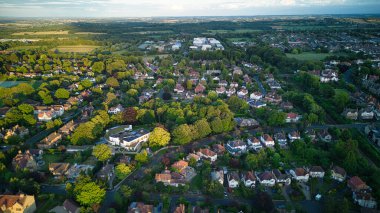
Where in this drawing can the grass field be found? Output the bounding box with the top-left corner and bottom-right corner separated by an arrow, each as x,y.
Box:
286,52 -> 332,61
0,80 -> 42,88
8,46 -> 46,50
74,32 -> 107,35
51,45 -> 100,53
208,29 -> 262,34
12,30 -> 69,35
143,54 -> 170,61
123,30 -> 173,35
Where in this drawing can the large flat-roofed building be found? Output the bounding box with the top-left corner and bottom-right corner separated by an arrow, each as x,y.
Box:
107,126 -> 150,153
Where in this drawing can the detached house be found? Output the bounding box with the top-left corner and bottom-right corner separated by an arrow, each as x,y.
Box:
38,132 -> 62,149
211,170 -> 224,185
227,172 -> 240,188
174,84 -> 185,93
0,194 -> 36,213
260,134 -> 275,147
250,92 -> 263,100
331,166 -> 346,182
194,83 -> 206,94
212,144 -> 226,155
108,104 -> 124,114
12,150 -> 37,172
59,120 -> 76,135
348,176 -> 369,192
290,168 -> 309,182
226,140 -> 247,155
342,108 -> 358,120
272,169 -> 291,186
286,113 -> 301,123
256,171 -> 276,187
198,148 -> 217,162
359,108 -> 374,120
49,163 -> 70,176
274,132 -> 287,147
288,131 -> 301,142
353,190 -> 377,209
247,137 -> 263,151
309,166 -> 325,178
318,130 -> 332,142
241,171 -> 256,188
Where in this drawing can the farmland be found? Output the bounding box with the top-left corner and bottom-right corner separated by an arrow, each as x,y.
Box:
286,52 -> 332,61
51,45 -> 100,53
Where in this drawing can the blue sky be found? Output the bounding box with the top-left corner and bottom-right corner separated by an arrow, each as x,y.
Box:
0,0 -> 380,17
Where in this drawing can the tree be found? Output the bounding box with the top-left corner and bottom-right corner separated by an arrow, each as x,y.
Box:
172,124 -> 192,145
115,163 -> 132,180
210,117 -> 224,134
92,144 -> 112,163
120,185 -> 133,199
92,61 -> 105,73
123,107 -> 137,123
246,153 -> 259,170
135,150 -> 148,164
17,104 -> 34,114
268,111 -> 286,126
149,127 -> 171,148
106,77 -> 120,88
334,90 -> 350,112
38,90 -> 53,105
54,88 -> 70,99
73,175 -> 106,206
193,119 -> 211,139
81,79 -> 93,88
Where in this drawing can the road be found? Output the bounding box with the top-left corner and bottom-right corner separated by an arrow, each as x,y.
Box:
252,74 -> 267,96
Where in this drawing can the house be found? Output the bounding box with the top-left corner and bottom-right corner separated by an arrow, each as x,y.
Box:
359,108 -> 374,120
286,113 -> 301,123
63,199 -> 80,213
226,139 -> 247,155
342,108 -> 358,120
288,131 -> 301,142
173,204 -> 186,213
241,171 -> 256,188
29,149 -> 43,160
38,111 -> 53,122
353,190 -> 377,209
274,132 -> 287,146
194,83 -> 206,94
12,150 -> 37,172
247,137 -> 263,151
272,169 -> 291,186
219,80 -> 228,87
256,171 -> 276,187
230,82 -> 238,88
171,160 -> 188,173
260,134 -> 275,147
197,148 -> 217,162
37,132 -> 62,149
234,118 -> 259,127
290,168 -> 309,182
49,163 -> 70,176
237,88 -> 248,98
305,130 -> 316,141
318,130 -> 332,142
212,144 -> 226,155
66,164 -> 94,180
59,120 -> 76,135
348,176 -> 369,192
97,164 -> 115,182
107,127 -> 151,153
227,172 -> 240,188
192,206 -> 209,213
211,170 -> 224,185
247,100 -> 267,108
331,166 -> 346,182
226,87 -> 236,97
264,92 -> 282,104
174,84 -> 185,93
0,194 -> 36,213
309,166 -> 325,178
155,169 -> 186,187
108,104 -> 124,114
281,101 -> 294,110
215,86 -> 226,95
250,92 -> 263,100
128,202 -> 153,213
320,69 -> 338,82
186,153 -> 201,162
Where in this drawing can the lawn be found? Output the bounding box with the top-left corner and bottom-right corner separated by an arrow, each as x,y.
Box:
51,45 -> 100,53
8,46 -> 46,50
286,52 -> 332,61
12,30 -> 69,35
208,29 -> 262,34
0,80 -> 42,88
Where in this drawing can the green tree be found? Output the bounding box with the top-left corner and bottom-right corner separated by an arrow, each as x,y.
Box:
135,150 -> 149,164
120,185 -> 133,199
106,77 -> 120,88
73,175 -> 106,206
333,90 -> 350,112
193,119 -> 211,139
210,117 -> 224,134
92,61 -> 105,73
246,153 -> 259,170
92,144 -> 112,163
149,127 -> 171,148
268,111 -> 286,126
81,79 -> 93,88
172,124 -> 192,145
54,88 -> 70,99
115,163 -> 132,180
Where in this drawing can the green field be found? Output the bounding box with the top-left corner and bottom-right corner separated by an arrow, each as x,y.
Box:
51,45 -> 100,53
286,52 -> 332,61
208,29 -> 262,34
0,80 -> 42,88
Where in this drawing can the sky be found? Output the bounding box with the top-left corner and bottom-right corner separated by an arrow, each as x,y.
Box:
0,0 -> 380,17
